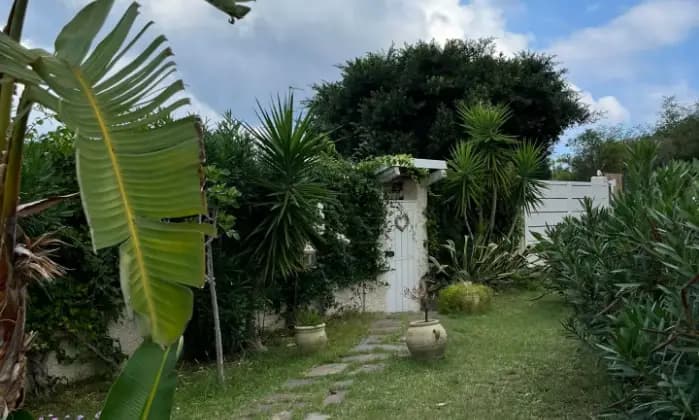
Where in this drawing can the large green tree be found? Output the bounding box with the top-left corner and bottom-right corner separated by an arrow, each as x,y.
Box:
310,39 -> 590,160
654,96 -> 699,162
555,127 -> 629,181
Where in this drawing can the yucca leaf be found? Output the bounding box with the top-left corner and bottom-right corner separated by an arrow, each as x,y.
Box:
101,339 -> 182,420
0,0 -> 212,345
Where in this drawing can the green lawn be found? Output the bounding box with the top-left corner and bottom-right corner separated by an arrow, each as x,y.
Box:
329,293 -> 611,419
28,292 -> 610,419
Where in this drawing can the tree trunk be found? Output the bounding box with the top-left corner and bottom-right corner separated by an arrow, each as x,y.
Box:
0,2 -> 32,413
205,224 -> 225,384
488,188 -> 498,239
0,281 -> 29,414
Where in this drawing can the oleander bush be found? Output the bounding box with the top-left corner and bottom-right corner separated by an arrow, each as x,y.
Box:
535,140 -> 699,418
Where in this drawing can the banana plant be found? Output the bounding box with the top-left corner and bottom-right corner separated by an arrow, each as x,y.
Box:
0,0 -> 252,417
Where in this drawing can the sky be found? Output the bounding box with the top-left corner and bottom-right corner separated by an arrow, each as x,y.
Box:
19,0 -> 699,155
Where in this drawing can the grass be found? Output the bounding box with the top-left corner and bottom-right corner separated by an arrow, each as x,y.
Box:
329,292 -> 612,420
26,312 -> 375,419
27,292 -> 611,419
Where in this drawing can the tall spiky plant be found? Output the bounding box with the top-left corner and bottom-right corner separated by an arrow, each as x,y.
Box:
444,141 -> 486,237
448,102 -> 545,242
244,93 -> 331,336
457,102 -> 516,236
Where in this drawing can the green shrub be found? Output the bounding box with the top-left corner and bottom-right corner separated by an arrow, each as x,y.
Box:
535,140 -> 699,418
437,282 -> 494,314
184,115 -> 387,359
295,308 -> 324,326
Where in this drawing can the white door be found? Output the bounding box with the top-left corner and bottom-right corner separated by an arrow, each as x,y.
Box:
385,201 -> 420,312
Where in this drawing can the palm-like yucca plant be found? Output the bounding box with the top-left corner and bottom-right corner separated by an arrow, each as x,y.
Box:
246,94 -> 331,300
448,102 -> 545,241
0,0 -> 254,416
507,141 -> 546,238
457,102 -> 516,234
445,141 -> 486,237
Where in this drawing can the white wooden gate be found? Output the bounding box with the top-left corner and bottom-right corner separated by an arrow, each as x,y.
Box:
384,201 -> 420,312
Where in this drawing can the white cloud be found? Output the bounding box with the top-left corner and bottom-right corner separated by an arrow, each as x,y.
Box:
550,0 -> 699,79
105,0 -> 529,122
569,83 -> 630,123
186,93 -> 222,124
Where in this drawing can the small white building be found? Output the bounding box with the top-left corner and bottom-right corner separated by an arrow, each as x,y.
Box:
334,159 -> 446,313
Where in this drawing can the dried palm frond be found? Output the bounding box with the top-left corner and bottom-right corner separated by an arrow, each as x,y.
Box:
13,233 -> 65,285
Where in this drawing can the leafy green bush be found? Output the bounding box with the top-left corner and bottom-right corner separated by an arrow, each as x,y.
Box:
437,282 -> 494,314
184,114 -> 387,359
295,308 -> 324,326
435,235 -> 535,289
535,140 -> 699,418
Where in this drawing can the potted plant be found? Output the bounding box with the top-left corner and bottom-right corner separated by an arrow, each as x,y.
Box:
404,275 -> 447,360
294,308 -> 327,354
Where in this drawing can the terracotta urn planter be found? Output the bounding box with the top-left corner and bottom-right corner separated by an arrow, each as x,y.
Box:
294,323 -> 327,354
406,319 -> 447,360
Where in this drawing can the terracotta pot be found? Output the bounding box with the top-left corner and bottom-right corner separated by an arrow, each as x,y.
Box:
294,323 -> 327,354
406,319 -> 447,360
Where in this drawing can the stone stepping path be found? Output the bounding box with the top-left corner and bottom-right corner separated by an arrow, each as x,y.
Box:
322,390 -> 347,406
283,378 -> 318,389
348,363 -> 386,375
305,363 -> 348,377
340,352 -> 390,363
350,343 -> 408,354
240,318 -> 406,419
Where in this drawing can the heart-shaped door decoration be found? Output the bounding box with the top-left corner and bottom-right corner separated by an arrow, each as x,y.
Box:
394,213 -> 410,232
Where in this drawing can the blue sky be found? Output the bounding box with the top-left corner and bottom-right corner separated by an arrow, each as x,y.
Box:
18,0 -> 699,155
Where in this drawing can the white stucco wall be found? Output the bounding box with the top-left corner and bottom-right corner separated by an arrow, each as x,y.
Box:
44,314 -> 142,383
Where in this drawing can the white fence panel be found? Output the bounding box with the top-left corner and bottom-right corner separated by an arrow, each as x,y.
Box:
523,177 -> 610,246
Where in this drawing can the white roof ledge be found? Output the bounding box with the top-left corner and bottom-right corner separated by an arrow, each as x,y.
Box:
412,158 -> 447,170
374,158 -> 448,184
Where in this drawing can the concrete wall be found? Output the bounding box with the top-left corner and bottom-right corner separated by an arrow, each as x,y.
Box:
524,176 -> 611,246
43,315 -> 142,383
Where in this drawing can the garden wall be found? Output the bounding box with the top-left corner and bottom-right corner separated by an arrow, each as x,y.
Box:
43,315 -> 141,383
523,176 -> 611,246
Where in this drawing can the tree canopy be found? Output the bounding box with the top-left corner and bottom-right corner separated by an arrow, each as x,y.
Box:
654,97 -> 699,162
310,39 -> 590,160
552,127 -> 630,181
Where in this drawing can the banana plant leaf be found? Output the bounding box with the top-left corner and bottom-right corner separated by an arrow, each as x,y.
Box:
0,0 -> 212,345
100,339 -> 182,420
205,0 -> 254,23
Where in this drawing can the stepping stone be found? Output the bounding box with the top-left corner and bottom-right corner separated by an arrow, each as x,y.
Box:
371,319 -> 402,328
350,343 -> 407,354
330,379 -> 354,391
283,378 -> 317,389
305,363 -> 348,377
254,403 -> 274,413
368,326 -> 401,334
348,363 -> 386,375
323,390 -> 347,406
360,335 -> 384,344
265,393 -> 305,403
340,353 -> 390,363
272,411 -> 293,420
305,413 -> 330,420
